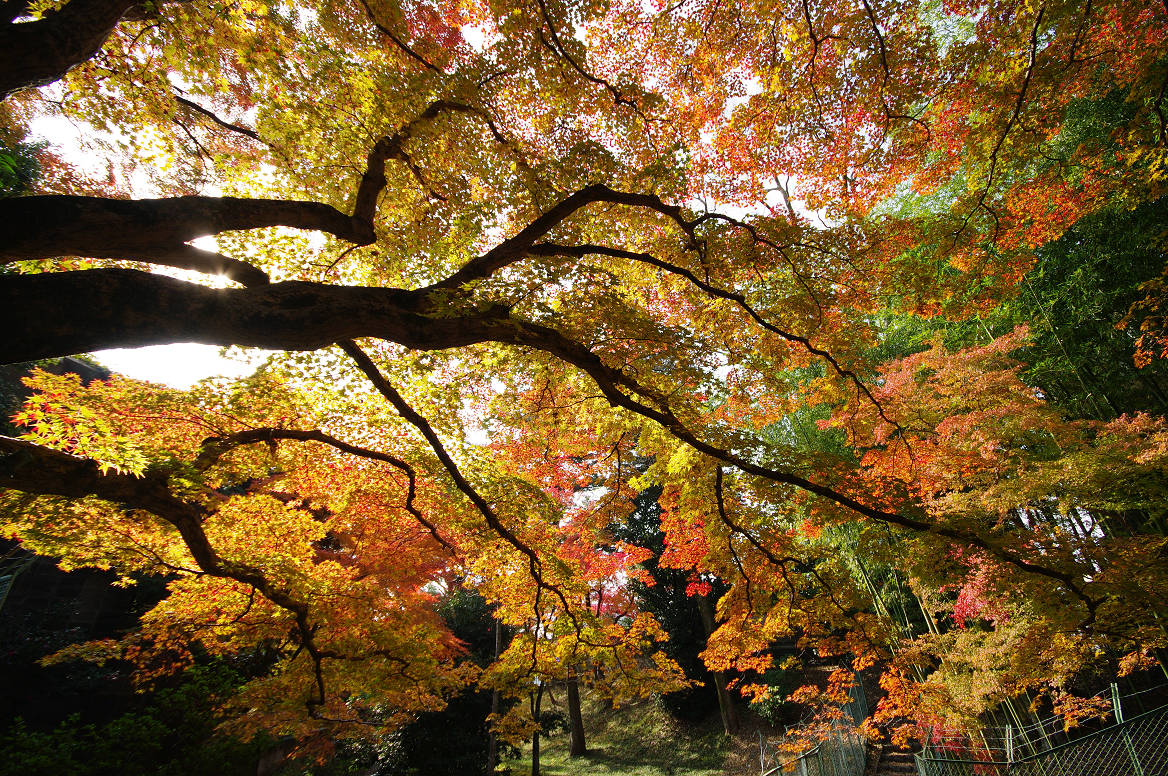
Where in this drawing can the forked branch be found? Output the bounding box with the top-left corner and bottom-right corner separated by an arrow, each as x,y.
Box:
195,426 -> 456,553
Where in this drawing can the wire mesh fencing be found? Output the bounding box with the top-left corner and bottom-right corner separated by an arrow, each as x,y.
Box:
915,684 -> 1168,776
760,672 -> 868,776
761,726 -> 867,776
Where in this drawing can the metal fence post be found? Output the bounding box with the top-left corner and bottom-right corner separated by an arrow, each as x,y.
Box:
1112,683 -> 1146,776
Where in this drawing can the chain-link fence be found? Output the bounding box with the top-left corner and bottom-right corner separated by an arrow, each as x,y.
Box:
761,728 -> 867,776
915,685 -> 1168,776
760,672 -> 868,776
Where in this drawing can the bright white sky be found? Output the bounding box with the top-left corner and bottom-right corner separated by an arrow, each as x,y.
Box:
28,113 -> 267,389
92,344 -> 262,388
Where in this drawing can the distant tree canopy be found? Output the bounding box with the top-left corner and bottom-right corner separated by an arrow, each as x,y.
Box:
0,138 -> 40,197
0,0 -> 1167,752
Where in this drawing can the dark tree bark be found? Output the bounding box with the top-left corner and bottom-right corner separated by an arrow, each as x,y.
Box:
1,195 -> 371,286
566,673 -> 587,756
698,593 -> 739,736
530,682 -> 545,776
486,618 -> 503,774
0,30 -> 1101,610
0,268 -> 516,362
0,264 -> 1110,609
0,0 -> 139,99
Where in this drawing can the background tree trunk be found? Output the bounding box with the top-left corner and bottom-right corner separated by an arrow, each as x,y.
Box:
530,682 -> 545,776
486,618 -> 502,773
698,593 -> 739,735
566,673 -> 587,756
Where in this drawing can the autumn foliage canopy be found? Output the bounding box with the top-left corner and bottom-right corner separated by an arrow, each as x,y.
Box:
1,0 -> 1167,752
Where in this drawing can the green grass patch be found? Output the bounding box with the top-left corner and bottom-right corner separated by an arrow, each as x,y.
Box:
509,697 -> 732,776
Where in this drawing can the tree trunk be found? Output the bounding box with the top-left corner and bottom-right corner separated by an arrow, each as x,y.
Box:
566,673 -> 586,756
697,593 -> 739,735
530,683 -> 545,776
486,618 -> 502,774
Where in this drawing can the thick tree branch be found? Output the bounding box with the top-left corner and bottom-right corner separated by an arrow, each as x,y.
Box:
0,434 -> 409,709
0,435 -> 313,624
429,183 -> 830,320
502,319 -> 1101,617
0,100 -> 478,284
0,267 -> 1051,546
0,434 -> 210,556
349,100 -> 479,231
0,0 -> 139,99
0,269 -> 482,360
0,196 -> 356,285
0,269 -> 1101,613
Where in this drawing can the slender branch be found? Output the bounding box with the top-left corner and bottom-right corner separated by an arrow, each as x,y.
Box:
428,183 -> 828,320
501,319 -> 1101,618
955,7 -> 1045,243
195,426 -> 456,553
528,241 -> 903,433
533,0 -> 641,112
428,183 -> 697,292
858,0 -> 930,138
1153,67 -> 1168,147
173,93 -> 261,141
355,0 -> 442,73
334,340 -> 620,647
336,341 -> 536,560
713,466 -> 887,650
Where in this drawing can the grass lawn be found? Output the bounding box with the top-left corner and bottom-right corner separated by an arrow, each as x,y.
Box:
506,695 -> 773,776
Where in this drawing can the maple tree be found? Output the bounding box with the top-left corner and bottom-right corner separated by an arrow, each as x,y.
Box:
1,0 -> 1168,759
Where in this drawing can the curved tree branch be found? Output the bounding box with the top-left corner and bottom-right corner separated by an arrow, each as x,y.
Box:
0,0 -> 139,99
0,99 -> 483,285
173,93 -> 262,141
0,433 -> 419,709
355,0 -> 442,73
428,183 -> 697,292
336,340 -> 602,642
0,266 -> 1099,614
527,241 -> 903,433
195,426 -> 456,553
